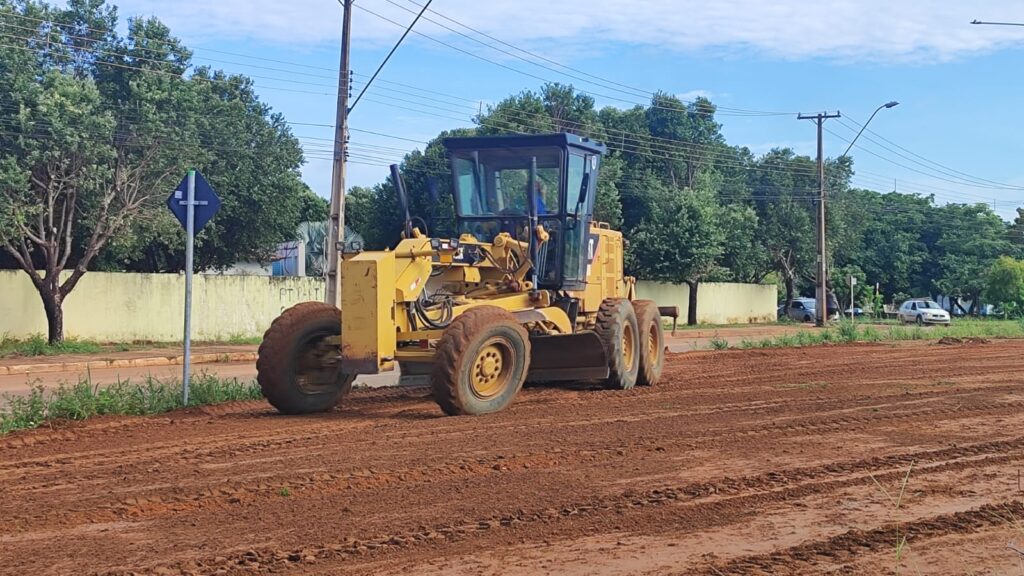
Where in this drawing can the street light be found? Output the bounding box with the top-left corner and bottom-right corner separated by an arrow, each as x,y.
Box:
841,101 -> 899,158
971,19 -> 1024,26
835,100 -> 898,323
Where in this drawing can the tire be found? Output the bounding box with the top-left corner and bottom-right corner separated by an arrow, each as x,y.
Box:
803,314 -> 812,323
432,306 -> 530,416
257,302 -> 354,415
916,315 -> 924,326
595,298 -> 640,390
632,300 -> 664,387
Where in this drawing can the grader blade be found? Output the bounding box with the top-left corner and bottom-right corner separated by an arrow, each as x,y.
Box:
527,332 -> 610,382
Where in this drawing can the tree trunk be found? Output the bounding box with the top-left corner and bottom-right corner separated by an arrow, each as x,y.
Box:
784,276 -> 794,311
38,287 -> 65,344
685,280 -> 699,326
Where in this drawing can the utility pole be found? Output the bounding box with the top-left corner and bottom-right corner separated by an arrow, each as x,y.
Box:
325,0 -> 354,306
798,111 -> 841,327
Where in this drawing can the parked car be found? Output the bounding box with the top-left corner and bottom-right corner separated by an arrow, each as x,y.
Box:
782,297 -> 818,323
897,299 -> 951,325
844,307 -> 865,317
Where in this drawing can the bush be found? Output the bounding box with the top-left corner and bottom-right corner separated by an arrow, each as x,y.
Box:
837,320 -> 859,343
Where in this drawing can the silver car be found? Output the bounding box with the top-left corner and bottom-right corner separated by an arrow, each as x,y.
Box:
782,297 -> 818,323
898,299 -> 951,325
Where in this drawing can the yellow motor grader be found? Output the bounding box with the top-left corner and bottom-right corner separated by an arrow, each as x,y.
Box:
257,133 -> 671,416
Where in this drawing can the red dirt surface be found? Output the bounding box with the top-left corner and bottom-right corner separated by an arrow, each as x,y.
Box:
3,340 -> 1024,575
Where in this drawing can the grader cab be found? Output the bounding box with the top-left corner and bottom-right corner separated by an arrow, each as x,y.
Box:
257,133 -> 668,416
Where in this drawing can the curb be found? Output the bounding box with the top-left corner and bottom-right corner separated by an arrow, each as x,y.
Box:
0,351 -> 257,377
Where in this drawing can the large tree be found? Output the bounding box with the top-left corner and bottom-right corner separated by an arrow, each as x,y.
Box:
0,0 -> 314,342
626,182 -> 726,325
932,203 -> 1014,313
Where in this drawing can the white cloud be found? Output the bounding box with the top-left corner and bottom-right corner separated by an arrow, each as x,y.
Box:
110,0 -> 1024,61
677,90 -> 713,102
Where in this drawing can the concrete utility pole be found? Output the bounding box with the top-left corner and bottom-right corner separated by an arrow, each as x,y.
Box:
798,111 -> 841,327
325,0 -> 354,306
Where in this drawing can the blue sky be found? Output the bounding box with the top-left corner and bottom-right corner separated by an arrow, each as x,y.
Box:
111,0 -> 1024,219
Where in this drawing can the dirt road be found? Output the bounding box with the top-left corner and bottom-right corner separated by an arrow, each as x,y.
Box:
0,323 -> 822,398
2,339 -> 1023,575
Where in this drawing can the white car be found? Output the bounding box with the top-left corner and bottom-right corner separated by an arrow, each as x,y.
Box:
898,299 -> 951,325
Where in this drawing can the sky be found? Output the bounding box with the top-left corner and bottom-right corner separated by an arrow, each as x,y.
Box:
106,0 -> 1024,219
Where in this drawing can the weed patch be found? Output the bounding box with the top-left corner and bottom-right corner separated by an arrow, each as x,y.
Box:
0,374 -> 261,435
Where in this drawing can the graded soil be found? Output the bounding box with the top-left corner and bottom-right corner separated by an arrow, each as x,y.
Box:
2,340 -> 1023,575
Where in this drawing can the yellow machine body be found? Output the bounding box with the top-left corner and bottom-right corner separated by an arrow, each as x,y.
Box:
258,133 -> 671,417
339,221 -> 633,380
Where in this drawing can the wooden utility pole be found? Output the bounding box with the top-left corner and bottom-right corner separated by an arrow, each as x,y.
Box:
325,0 -> 354,306
798,111 -> 841,327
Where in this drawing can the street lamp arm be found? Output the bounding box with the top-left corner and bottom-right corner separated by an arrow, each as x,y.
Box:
840,101 -> 899,158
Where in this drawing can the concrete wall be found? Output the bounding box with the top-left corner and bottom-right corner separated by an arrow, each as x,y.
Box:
0,271 -> 775,341
0,271 -> 325,341
636,281 -> 776,325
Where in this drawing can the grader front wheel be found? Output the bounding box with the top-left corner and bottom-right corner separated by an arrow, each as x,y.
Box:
432,307 -> 530,416
257,302 -> 354,415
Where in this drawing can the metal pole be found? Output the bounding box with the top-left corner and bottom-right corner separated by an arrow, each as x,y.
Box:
183,169 -> 196,405
325,0 -> 354,306
850,276 -> 855,321
841,101 -> 899,158
816,117 -> 827,327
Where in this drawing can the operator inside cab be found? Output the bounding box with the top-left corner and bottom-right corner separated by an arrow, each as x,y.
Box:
445,133 -> 603,292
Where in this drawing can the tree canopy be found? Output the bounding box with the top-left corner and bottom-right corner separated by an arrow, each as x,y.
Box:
345,82 -> 1017,322
0,0 -> 325,341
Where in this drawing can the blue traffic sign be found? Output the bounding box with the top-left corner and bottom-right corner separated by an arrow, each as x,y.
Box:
166,170 -> 221,233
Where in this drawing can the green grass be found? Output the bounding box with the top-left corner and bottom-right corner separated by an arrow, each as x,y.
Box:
0,374 -> 262,435
0,334 -> 103,358
709,319 -> 1024,351
0,334 -> 262,359
709,336 -> 729,350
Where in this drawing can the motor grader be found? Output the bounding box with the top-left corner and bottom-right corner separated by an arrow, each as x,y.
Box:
257,133 -> 670,416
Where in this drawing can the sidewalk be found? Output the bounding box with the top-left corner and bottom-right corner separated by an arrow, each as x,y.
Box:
0,345 -> 258,377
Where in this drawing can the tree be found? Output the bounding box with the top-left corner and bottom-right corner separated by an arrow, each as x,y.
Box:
344,186 -> 377,241
932,204 -> 1014,314
626,185 -> 725,325
715,203 -> 768,284
984,256 -> 1024,317
746,149 -> 818,309
0,0 -> 314,341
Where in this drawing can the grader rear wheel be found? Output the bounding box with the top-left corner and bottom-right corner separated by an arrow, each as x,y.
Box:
633,300 -> 665,386
432,307 -> 530,416
595,298 -> 640,390
257,302 -> 354,415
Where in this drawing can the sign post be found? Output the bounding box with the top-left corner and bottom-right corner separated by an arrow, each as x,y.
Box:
850,276 -> 858,320
167,170 -> 220,406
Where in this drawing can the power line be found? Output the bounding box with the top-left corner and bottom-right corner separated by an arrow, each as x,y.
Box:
841,114 -> 1024,191
392,0 -> 793,117
349,0 -> 434,113
353,3 -> 786,118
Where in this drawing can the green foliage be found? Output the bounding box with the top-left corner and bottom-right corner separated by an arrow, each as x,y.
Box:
0,335 -> 102,358
626,186 -> 724,284
836,319 -> 859,342
1,0 -> 318,342
709,336 -> 729,350
0,375 -> 262,435
932,204 -> 1013,307
710,319 -> 1024,351
984,256 -> 1024,317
